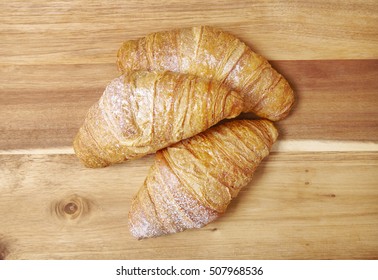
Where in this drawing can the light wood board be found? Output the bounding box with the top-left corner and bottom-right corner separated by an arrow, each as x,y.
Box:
0,0 -> 377,259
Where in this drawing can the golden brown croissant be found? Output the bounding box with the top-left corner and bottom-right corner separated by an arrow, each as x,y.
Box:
73,71 -> 243,167
128,119 -> 278,239
117,26 -> 294,121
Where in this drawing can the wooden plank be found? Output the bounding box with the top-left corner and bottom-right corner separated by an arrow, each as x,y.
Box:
0,63 -> 118,150
1,0 -> 377,262
270,59 -> 378,141
1,60 -> 377,150
0,0 -> 377,63
0,152 -> 377,260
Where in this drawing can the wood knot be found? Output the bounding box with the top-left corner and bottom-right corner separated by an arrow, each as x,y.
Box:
64,202 -> 78,215
319,193 -> 336,198
0,239 -> 10,260
51,194 -> 92,222
0,248 -> 9,260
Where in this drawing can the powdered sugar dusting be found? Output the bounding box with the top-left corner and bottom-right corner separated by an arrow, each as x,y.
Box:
99,76 -> 126,135
128,120 -> 276,239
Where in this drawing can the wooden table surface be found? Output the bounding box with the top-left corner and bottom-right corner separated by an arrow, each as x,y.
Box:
1,0 -> 377,260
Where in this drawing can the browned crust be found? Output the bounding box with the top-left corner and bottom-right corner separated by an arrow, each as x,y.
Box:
128,119 -> 278,239
117,26 -> 294,121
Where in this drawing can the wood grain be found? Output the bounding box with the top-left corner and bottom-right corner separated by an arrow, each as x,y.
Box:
0,0 -> 377,260
0,152 -> 377,260
1,60 -> 377,150
270,59 -> 378,141
0,0 -> 377,63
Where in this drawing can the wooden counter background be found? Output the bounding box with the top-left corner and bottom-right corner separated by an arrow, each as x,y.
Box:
0,0 -> 377,259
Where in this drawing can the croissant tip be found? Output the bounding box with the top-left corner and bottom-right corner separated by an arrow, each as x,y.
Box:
239,119 -> 278,145
72,130 -> 111,168
260,119 -> 278,142
270,79 -> 295,121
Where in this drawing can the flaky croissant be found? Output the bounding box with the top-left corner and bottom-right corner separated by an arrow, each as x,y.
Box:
128,119 -> 278,239
73,71 -> 243,167
117,26 -> 294,121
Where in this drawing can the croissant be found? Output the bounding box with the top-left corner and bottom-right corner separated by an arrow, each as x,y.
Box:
73,71 -> 243,167
117,26 -> 294,121
128,119 -> 278,239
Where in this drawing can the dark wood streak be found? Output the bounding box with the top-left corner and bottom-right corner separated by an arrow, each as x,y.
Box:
261,59 -> 378,141
1,60 -> 377,151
